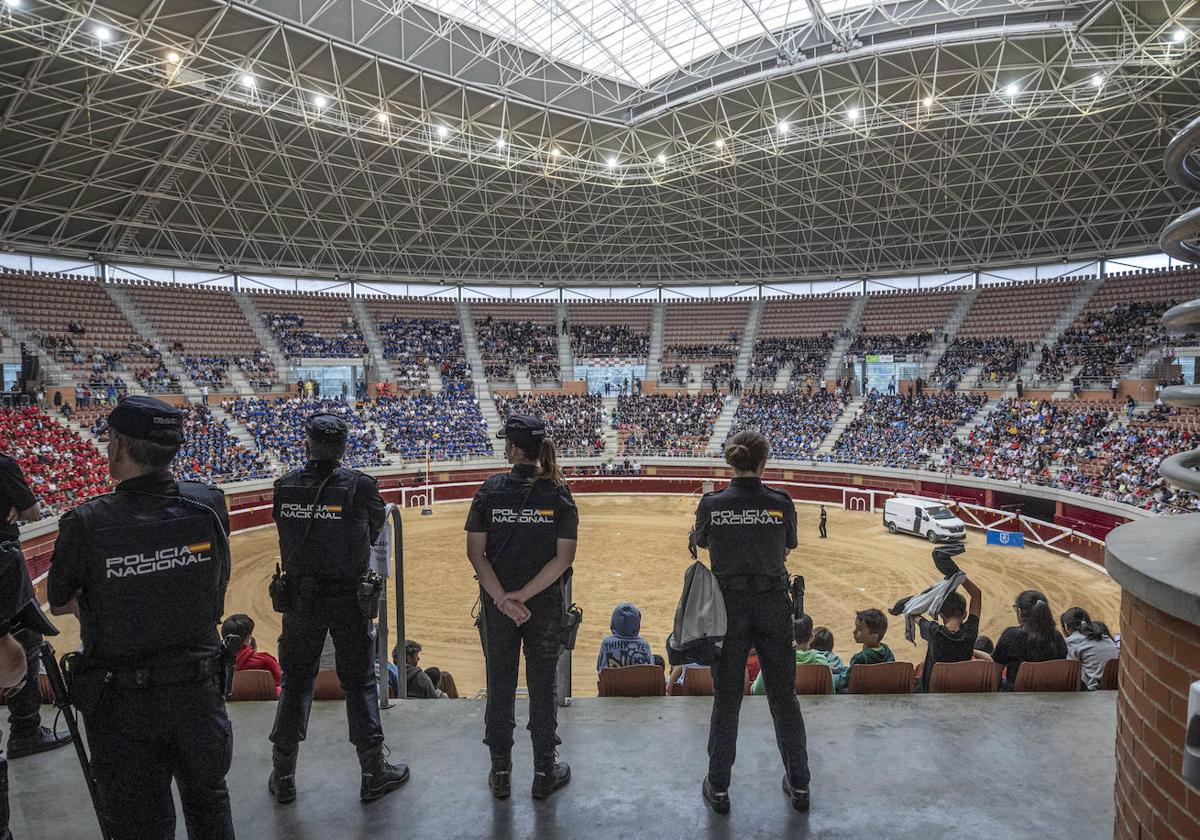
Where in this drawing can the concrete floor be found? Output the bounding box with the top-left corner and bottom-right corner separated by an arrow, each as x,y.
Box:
9,694 -> 1116,840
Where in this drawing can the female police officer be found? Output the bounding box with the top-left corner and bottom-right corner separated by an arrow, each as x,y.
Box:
692,429 -> 810,814
465,414 -> 577,800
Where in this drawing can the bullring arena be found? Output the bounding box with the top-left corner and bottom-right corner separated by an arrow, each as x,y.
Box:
4,0 -> 1200,837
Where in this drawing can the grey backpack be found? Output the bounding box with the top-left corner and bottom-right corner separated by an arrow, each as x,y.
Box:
665,560 -> 727,666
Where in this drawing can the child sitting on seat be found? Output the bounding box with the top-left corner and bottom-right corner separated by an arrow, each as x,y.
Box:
752,614 -> 826,695
834,609 -> 894,693
916,577 -> 982,692
812,626 -> 845,683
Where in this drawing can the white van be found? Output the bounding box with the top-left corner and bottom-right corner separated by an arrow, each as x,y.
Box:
883,496 -> 966,543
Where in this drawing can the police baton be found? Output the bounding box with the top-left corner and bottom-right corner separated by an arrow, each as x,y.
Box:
39,642 -> 113,840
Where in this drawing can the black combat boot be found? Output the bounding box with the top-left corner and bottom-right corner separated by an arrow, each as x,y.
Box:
7,726 -> 72,760
702,776 -> 730,814
530,753 -> 570,800
267,746 -> 298,804
359,745 -> 410,802
782,774 -> 810,812
488,753 -> 512,800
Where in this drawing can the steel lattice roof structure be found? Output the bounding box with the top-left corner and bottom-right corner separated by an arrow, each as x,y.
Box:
0,0 -> 1197,286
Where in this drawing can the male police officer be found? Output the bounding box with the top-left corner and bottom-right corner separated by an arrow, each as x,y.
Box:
466,414 -> 576,800
47,396 -> 236,839
693,429 -> 810,814
0,451 -> 72,763
268,413 -> 408,804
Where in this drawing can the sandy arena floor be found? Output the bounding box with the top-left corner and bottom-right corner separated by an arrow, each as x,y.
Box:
44,495 -> 1121,696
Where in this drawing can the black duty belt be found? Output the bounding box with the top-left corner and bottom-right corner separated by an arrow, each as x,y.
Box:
718,574 -> 788,594
93,653 -> 222,689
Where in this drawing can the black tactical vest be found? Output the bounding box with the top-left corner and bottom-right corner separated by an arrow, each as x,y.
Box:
698,480 -> 791,584
81,483 -> 225,662
483,474 -> 563,591
273,464 -> 361,580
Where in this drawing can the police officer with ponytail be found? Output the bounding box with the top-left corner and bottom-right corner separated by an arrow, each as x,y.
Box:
268,413 -> 408,804
46,396 -> 235,839
465,414 -> 578,800
693,430 -> 811,814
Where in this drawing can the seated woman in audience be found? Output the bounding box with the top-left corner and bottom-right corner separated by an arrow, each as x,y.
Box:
992,590 -> 1067,690
1060,607 -> 1120,690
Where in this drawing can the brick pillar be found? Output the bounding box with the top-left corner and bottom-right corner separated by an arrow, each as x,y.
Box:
1113,591 -> 1200,840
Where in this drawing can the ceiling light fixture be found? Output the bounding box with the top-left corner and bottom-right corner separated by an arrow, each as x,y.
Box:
94,25 -> 111,41
847,107 -> 860,120
436,124 -> 449,139
377,112 -> 389,124
1005,83 -> 1019,97
777,120 -> 789,134
4,0 -> 20,8
313,95 -> 327,108
606,157 -> 617,169
1091,74 -> 1104,89
657,152 -> 667,164
714,137 -> 725,148
550,147 -> 561,157
166,51 -> 180,63
240,73 -> 255,88
922,96 -> 933,107
1172,28 -> 1187,43
496,137 -> 506,150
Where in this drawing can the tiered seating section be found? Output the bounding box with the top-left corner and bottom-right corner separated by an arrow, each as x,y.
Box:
568,303 -> 651,360
363,298 -> 468,389
830,392 -> 988,468
849,289 -> 961,356
661,301 -> 746,386
612,393 -> 724,456
728,392 -> 848,459
0,406 -> 108,515
494,394 -> 605,456
254,292 -> 365,359
222,398 -> 385,468
124,283 -> 276,389
752,297 -> 851,386
363,390 -> 491,460
473,303 -> 559,383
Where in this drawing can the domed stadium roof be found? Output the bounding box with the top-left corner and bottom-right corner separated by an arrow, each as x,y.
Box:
0,0 -> 1196,285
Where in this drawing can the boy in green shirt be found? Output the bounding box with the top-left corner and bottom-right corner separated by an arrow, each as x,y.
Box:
751,614 -> 827,695
834,609 -> 894,693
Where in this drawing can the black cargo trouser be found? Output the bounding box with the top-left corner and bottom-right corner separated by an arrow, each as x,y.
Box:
708,586 -> 810,791
84,674 -> 234,840
270,593 -> 383,753
481,588 -> 563,757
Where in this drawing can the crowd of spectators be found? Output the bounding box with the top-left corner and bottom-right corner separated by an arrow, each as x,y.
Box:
494,394 -> 605,456
848,331 -> 934,356
135,360 -> 181,394
223,397 -> 386,468
659,364 -> 689,386
748,337 -> 834,385
266,313 -> 366,359
183,356 -> 230,388
704,362 -> 734,388
1040,301 -> 1177,384
612,393 -> 724,455
170,405 -> 273,483
0,406 -> 109,515
933,338 -> 1030,385
234,351 -> 276,389
378,318 -> 469,388
728,391 -> 848,460
570,324 -> 648,359
830,391 -> 987,468
665,343 -> 736,360
477,318 -> 558,383
363,387 -> 491,461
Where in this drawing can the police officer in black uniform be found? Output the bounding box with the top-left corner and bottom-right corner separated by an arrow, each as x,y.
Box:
0,451 -> 73,763
46,396 -> 236,839
465,414 -> 577,800
268,413 -> 408,804
693,429 -> 811,814
818,505 -> 828,539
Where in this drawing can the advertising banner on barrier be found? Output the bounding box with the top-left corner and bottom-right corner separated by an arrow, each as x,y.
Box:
986,529 -> 1025,547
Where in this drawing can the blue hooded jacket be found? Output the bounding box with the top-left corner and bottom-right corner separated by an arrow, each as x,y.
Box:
596,602 -> 653,672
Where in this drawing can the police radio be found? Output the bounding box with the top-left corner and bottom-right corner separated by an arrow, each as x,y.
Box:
790,574 -> 805,622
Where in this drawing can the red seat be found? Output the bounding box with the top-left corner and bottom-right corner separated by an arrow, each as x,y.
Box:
793,663 -> 833,695
927,660 -> 1001,693
313,670 -> 345,700
1097,657 -> 1120,691
678,667 -> 714,696
1013,659 -> 1083,692
598,665 -> 666,697
229,670 -> 277,701
847,662 -> 915,694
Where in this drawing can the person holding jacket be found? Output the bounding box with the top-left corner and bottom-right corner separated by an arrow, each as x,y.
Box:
693,430 -> 810,814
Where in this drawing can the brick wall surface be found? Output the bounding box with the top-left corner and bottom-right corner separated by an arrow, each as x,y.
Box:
1114,591 -> 1200,840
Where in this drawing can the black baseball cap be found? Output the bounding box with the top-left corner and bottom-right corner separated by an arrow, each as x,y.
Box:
305,412 -> 349,442
497,414 -> 546,451
106,396 -> 184,445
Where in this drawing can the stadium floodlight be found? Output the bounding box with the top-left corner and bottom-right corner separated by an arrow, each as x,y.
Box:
313,95 -> 328,109
550,147 -> 561,157
1172,28 -> 1187,43
5,0 -> 20,8
436,124 -> 449,139
656,152 -> 667,164
847,107 -> 860,121
777,121 -> 789,134
240,73 -> 255,89
922,96 -> 933,107
606,156 -> 617,169
496,136 -> 506,150
1005,83 -> 1019,97
377,111 -> 389,124
94,25 -> 111,41
1091,74 -> 1104,89
166,51 -> 180,63
714,137 -> 725,149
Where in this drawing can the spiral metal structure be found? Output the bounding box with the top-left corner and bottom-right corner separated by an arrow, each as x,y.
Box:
1157,115 -> 1200,493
